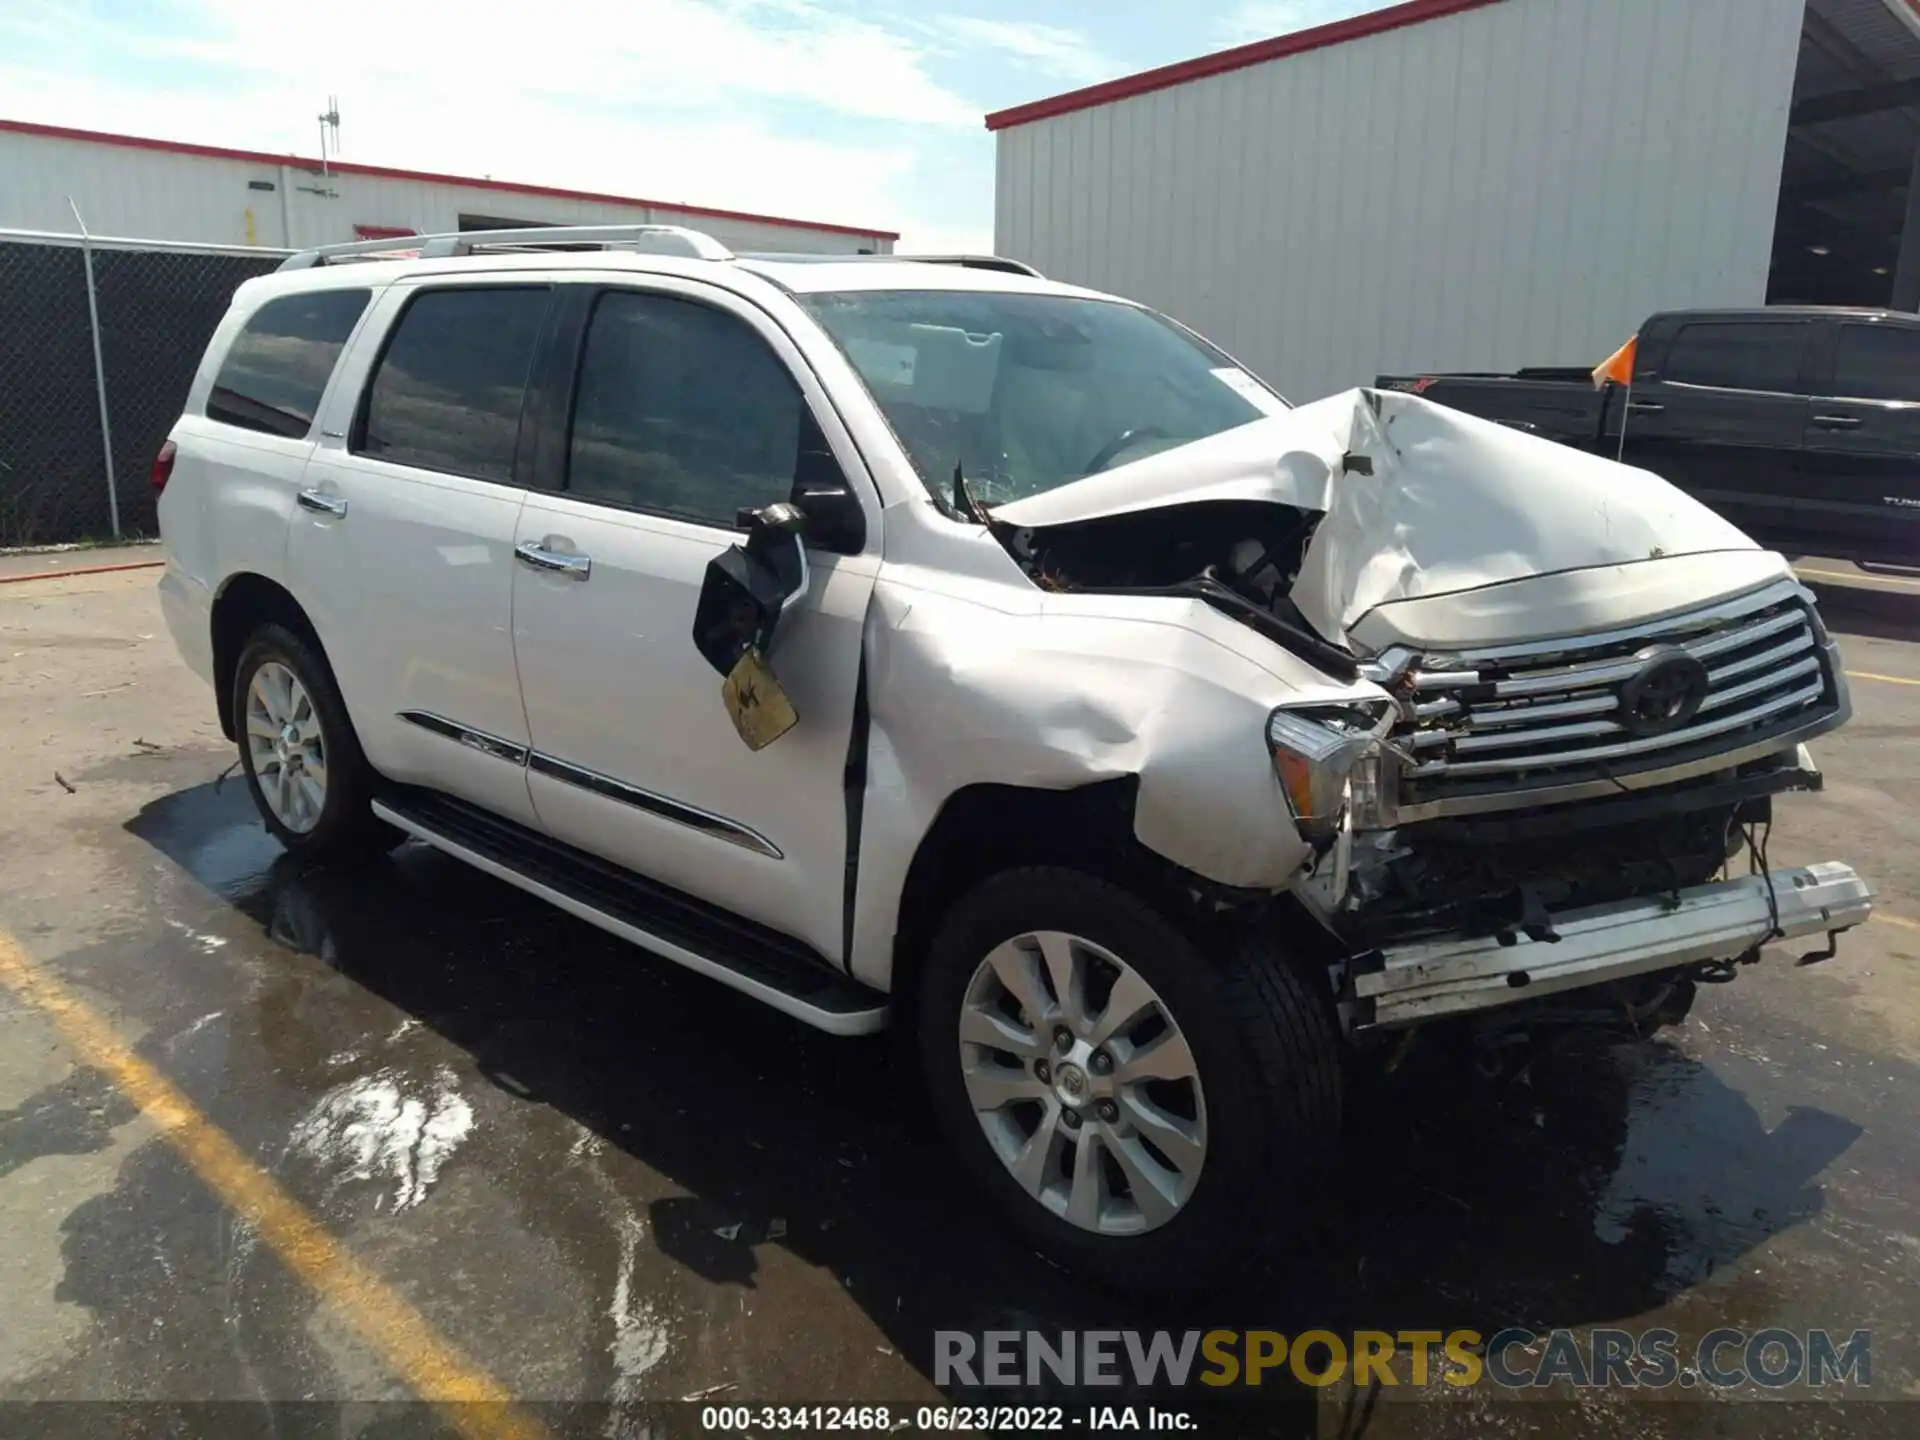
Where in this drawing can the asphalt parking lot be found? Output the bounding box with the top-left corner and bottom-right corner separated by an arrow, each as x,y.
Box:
1,550 -> 1917,1438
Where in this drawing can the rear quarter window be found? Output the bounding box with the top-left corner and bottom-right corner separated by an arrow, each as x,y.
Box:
1833,323 -> 1920,403
206,289 -> 371,438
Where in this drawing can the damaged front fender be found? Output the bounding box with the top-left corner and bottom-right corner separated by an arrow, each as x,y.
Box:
845,569 -> 1385,990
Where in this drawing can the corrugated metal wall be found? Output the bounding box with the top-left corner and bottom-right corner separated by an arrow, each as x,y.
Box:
994,0 -> 1806,401
0,129 -> 893,256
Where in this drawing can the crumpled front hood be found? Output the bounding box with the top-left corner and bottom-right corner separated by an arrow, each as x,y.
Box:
990,388 -> 1762,648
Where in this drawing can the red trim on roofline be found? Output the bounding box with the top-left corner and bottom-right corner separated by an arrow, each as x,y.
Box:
0,118 -> 900,240
983,0 -> 1508,131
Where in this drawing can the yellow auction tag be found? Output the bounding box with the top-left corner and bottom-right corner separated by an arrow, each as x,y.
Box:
722,647 -> 798,751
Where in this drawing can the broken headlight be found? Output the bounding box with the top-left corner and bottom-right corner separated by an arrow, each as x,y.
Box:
1265,702 -> 1392,843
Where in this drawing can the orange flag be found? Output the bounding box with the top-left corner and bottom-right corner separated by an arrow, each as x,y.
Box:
1592,335 -> 1638,389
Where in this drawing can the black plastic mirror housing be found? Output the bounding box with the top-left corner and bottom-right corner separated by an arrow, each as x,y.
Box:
793,412 -> 866,554
693,545 -> 792,677
792,478 -> 866,554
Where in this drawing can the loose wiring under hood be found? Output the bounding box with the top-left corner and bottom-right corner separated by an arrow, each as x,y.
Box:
988,498 -> 1361,679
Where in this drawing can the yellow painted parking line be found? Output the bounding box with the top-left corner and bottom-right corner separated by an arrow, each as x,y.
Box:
0,932 -> 551,1440
1796,566 -> 1920,592
1875,912 -> 1920,935
1847,670 -> 1920,687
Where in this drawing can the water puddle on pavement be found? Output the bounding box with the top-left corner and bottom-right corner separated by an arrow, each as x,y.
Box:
52,772 -> 1910,1417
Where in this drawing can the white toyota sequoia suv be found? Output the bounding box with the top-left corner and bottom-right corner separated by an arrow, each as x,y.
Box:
157,225 -> 1872,1288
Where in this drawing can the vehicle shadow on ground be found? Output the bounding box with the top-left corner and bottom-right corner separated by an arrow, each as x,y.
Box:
126,781 -> 1861,1433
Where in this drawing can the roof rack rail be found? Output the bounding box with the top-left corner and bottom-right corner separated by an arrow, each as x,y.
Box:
277,224 -> 735,272
739,251 -> 1044,278
897,254 -> 1044,277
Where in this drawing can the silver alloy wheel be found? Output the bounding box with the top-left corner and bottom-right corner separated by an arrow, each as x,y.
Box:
244,661 -> 328,834
959,930 -> 1208,1236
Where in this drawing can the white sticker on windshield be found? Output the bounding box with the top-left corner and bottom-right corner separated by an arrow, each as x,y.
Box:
846,337 -> 917,388
1211,367 -> 1287,414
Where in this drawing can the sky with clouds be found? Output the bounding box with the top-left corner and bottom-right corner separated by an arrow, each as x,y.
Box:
0,0 -> 1376,250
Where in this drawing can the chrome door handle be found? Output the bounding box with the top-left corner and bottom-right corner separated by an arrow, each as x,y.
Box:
1627,401 -> 1665,415
514,541 -> 591,579
297,487 -> 348,517
1812,414 -> 1863,429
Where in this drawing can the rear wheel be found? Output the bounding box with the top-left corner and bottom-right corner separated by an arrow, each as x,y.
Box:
918,867 -> 1343,1289
233,624 -> 401,861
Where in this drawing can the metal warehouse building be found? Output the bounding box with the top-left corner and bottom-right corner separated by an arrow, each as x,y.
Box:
0,119 -> 897,255
988,0 -> 1920,401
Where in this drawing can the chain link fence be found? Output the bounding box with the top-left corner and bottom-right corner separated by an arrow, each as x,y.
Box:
0,232 -> 284,548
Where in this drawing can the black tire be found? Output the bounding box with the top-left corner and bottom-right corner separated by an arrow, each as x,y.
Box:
232,623 -> 402,862
916,866 -> 1343,1290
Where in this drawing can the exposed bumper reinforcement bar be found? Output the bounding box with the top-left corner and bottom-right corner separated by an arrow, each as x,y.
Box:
1353,861 -> 1873,1029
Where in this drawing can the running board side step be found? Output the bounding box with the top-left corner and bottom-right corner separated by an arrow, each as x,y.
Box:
371,793 -> 888,1036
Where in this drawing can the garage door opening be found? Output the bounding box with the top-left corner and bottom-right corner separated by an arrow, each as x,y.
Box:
1770,0 -> 1920,307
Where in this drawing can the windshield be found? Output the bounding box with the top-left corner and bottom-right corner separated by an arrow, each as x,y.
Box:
800,289 -> 1288,508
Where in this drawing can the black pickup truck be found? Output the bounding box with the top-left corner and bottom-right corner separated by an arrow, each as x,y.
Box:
1379,307 -> 1920,571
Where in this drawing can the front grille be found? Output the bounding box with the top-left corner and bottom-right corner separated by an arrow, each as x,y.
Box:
1387,581 -> 1840,805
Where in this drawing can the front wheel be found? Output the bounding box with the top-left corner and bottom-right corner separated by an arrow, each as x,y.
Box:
233,624 -> 401,861
917,867 -> 1343,1289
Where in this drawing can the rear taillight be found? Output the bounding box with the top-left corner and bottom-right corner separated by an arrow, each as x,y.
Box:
151,439 -> 177,495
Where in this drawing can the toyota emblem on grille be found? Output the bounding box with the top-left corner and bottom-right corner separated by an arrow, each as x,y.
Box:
1619,646 -> 1710,737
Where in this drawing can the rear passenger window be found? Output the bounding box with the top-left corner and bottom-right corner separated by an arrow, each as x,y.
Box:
567,291 -> 803,525
1663,322 -> 1805,394
206,289 -> 370,438
357,287 -> 550,483
1833,324 -> 1920,403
